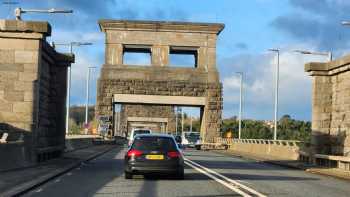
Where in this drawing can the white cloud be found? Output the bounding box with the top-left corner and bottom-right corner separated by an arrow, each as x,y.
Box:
70,51 -> 101,106
221,43 -> 328,120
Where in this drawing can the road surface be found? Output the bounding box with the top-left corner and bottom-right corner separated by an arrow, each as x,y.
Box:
24,147 -> 350,197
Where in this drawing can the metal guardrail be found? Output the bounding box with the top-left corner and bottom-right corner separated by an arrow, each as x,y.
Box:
214,137 -> 302,147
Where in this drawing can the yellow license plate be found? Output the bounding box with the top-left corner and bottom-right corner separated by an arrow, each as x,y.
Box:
145,155 -> 164,160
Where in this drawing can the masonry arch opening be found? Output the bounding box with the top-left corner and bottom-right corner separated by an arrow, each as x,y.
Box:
112,94 -> 205,139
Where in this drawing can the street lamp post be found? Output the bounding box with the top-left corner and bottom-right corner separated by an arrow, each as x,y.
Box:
181,108 -> 184,133
54,42 -> 92,134
236,72 -> 243,139
190,116 -> 193,132
14,7 -> 73,20
85,66 -> 96,126
293,50 -> 332,62
175,106 -> 178,135
268,48 -> 280,141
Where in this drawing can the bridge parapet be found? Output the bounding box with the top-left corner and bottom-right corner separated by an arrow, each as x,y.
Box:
214,137 -> 302,161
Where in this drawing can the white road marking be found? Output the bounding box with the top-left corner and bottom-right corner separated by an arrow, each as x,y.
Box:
185,161 -> 251,197
185,158 -> 267,197
34,188 -> 43,193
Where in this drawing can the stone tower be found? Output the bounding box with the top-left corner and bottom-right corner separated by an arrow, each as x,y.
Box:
97,19 -> 224,142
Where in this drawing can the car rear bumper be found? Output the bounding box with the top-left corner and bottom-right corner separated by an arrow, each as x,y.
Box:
125,163 -> 183,174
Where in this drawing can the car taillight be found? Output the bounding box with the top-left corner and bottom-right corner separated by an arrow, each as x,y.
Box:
127,149 -> 143,157
167,151 -> 180,158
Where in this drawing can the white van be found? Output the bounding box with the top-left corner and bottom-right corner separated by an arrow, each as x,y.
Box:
128,128 -> 152,146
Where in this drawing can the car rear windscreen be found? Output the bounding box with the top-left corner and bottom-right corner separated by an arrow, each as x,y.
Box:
132,136 -> 177,151
133,130 -> 151,136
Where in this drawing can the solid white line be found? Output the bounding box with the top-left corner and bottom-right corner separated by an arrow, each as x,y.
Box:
185,158 -> 267,197
184,161 -> 251,197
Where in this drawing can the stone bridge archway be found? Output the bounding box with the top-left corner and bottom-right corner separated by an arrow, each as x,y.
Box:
96,20 -> 224,142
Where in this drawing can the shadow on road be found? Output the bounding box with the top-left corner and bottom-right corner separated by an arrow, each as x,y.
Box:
177,195 -> 240,197
25,148 -> 126,197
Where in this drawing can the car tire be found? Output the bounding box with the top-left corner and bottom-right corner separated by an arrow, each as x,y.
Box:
125,172 -> 133,179
176,168 -> 184,180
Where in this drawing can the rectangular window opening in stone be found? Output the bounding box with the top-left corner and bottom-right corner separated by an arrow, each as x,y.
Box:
169,46 -> 198,68
123,45 -> 152,66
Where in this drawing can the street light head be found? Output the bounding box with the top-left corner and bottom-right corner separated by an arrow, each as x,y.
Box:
80,42 -> 93,46
341,21 -> 350,26
14,7 -> 73,20
268,48 -> 280,52
293,50 -> 311,54
71,42 -> 93,46
47,8 -> 73,13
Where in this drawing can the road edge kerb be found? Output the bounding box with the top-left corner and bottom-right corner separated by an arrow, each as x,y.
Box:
212,150 -> 350,181
2,145 -> 119,197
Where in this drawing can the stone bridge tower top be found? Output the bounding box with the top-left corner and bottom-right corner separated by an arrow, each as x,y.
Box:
97,19 -> 224,141
98,19 -> 224,82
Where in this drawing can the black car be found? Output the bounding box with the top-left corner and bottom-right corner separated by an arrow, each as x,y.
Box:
124,134 -> 184,179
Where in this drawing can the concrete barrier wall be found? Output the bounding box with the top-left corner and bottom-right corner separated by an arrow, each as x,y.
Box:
215,138 -> 301,161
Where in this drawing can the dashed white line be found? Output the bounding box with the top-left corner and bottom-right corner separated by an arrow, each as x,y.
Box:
185,158 -> 267,197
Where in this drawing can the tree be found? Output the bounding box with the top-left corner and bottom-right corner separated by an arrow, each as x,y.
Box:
221,115 -> 311,142
69,118 -> 81,135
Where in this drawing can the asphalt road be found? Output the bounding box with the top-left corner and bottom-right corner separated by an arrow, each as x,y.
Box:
24,147 -> 350,197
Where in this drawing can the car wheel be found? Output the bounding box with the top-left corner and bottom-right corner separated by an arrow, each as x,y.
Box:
176,168 -> 184,180
125,171 -> 133,179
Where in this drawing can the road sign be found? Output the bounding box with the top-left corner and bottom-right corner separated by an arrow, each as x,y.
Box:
99,115 -> 111,122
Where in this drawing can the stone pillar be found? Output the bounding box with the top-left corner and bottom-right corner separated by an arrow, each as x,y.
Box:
0,20 -> 73,169
311,76 -> 333,154
106,43 -> 123,65
152,45 -> 169,66
203,83 -> 223,142
197,47 -> 208,70
305,56 -> 350,156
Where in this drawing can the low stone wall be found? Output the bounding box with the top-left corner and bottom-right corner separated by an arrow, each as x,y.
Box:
0,136 -> 103,171
215,138 -> 301,161
0,142 -> 31,172
65,136 -> 100,152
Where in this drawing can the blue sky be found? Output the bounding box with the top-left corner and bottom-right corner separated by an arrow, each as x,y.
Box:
1,0 -> 350,121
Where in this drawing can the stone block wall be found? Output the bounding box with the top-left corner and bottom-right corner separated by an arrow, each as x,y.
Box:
97,72 -> 222,141
120,104 -> 176,134
306,55 -> 350,156
0,20 -> 73,169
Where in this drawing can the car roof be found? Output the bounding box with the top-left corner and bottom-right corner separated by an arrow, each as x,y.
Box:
132,128 -> 151,131
134,133 -> 174,138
